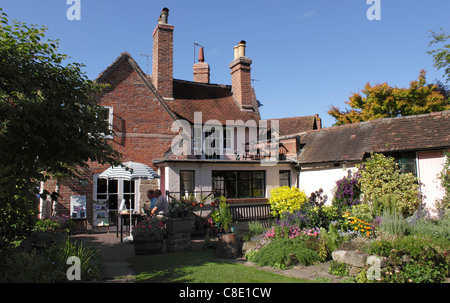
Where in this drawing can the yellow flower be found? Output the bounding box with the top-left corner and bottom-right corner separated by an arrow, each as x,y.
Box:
354,227 -> 358,230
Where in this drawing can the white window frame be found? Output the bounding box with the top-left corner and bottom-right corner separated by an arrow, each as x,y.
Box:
93,174 -> 140,210
100,106 -> 113,139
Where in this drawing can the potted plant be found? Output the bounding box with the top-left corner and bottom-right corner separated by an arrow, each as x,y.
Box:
211,196 -> 232,233
132,217 -> 166,255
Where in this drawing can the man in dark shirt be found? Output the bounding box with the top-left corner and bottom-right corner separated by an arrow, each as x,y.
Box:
151,189 -> 168,221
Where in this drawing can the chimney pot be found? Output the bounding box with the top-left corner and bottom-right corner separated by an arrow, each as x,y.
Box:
198,47 -> 205,63
237,40 -> 246,58
233,45 -> 239,60
159,7 -> 169,24
193,47 -> 210,83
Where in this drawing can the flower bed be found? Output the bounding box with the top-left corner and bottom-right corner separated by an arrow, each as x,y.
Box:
244,183 -> 450,283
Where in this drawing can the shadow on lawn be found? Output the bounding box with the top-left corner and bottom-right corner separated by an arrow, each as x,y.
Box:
130,250 -> 240,283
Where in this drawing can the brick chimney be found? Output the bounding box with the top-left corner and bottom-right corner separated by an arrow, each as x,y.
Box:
152,8 -> 174,99
193,47 -> 210,83
229,40 -> 254,111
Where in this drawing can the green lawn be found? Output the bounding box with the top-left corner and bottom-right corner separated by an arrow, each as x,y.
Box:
129,251 -> 312,283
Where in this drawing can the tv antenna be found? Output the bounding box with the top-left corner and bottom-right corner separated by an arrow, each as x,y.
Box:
140,53 -> 151,74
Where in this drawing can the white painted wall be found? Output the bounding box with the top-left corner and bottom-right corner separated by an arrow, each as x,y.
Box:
163,162 -> 296,199
299,164 -> 359,205
417,151 -> 446,212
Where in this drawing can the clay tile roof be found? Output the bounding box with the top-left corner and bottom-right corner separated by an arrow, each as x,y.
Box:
166,79 -> 260,124
277,116 -> 320,136
297,111 -> 450,164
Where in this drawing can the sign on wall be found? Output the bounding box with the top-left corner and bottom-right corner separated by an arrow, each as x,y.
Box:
70,195 -> 86,219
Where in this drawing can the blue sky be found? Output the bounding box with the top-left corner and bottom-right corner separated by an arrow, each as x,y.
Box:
1,0 -> 449,127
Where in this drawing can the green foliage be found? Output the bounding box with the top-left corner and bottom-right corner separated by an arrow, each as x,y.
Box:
328,260 -> 350,276
132,216 -> 166,240
0,9 -> 121,246
33,215 -> 75,234
247,237 -> 320,269
320,223 -> 345,257
241,220 -> 267,241
358,153 -> 421,217
0,233 -> 100,282
0,250 -> 66,282
427,29 -> 450,83
211,196 -> 232,232
305,205 -> 341,229
407,209 -> 450,240
349,203 -> 373,223
268,186 -> 308,218
436,152 -> 450,212
379,208 -> 407,237
369,235 -> 448,283
328,70 -> 449,125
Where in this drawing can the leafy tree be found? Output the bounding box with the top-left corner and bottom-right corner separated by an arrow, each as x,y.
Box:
0,9 -> 121,245
358,153 -> 420,217
328,70 -> 449,125
427,29 -> 450,83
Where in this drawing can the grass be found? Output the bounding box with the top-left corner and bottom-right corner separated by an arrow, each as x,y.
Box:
129,250 -> 312,283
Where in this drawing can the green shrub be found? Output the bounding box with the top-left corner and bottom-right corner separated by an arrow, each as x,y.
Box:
379,208 -> 407,237
0,233 -> 100,282
0,250 -> 66,282
437,152 -> 450,212
320,223 -> 344,256
50,237 -> 101,281
328,260 -> 350,276
369,235 -> 448,283
350,203 -> 373,223
268,186 -> 308,217
248,237 -> 320,269
305,205 -> 341,230
211,196 -> 232,232
407,211 -> 450,240
359,153 -> 421,217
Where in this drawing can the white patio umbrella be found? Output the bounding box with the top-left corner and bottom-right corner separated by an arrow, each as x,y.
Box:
99,161 -> 160,240
99,161 -> 160,180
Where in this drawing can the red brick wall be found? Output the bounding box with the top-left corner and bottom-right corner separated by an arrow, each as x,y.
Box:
46,57 -> 177,230
230,58 -> 253,110
152,23 -> 174,99
193,62 -> 210,83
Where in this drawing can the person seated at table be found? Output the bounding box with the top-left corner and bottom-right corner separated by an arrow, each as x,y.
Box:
150,189 -> 168,222
143,189 -> 156,216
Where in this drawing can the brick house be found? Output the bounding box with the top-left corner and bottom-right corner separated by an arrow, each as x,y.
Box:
40,8 -> 447,231
40,8 -> 320,231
